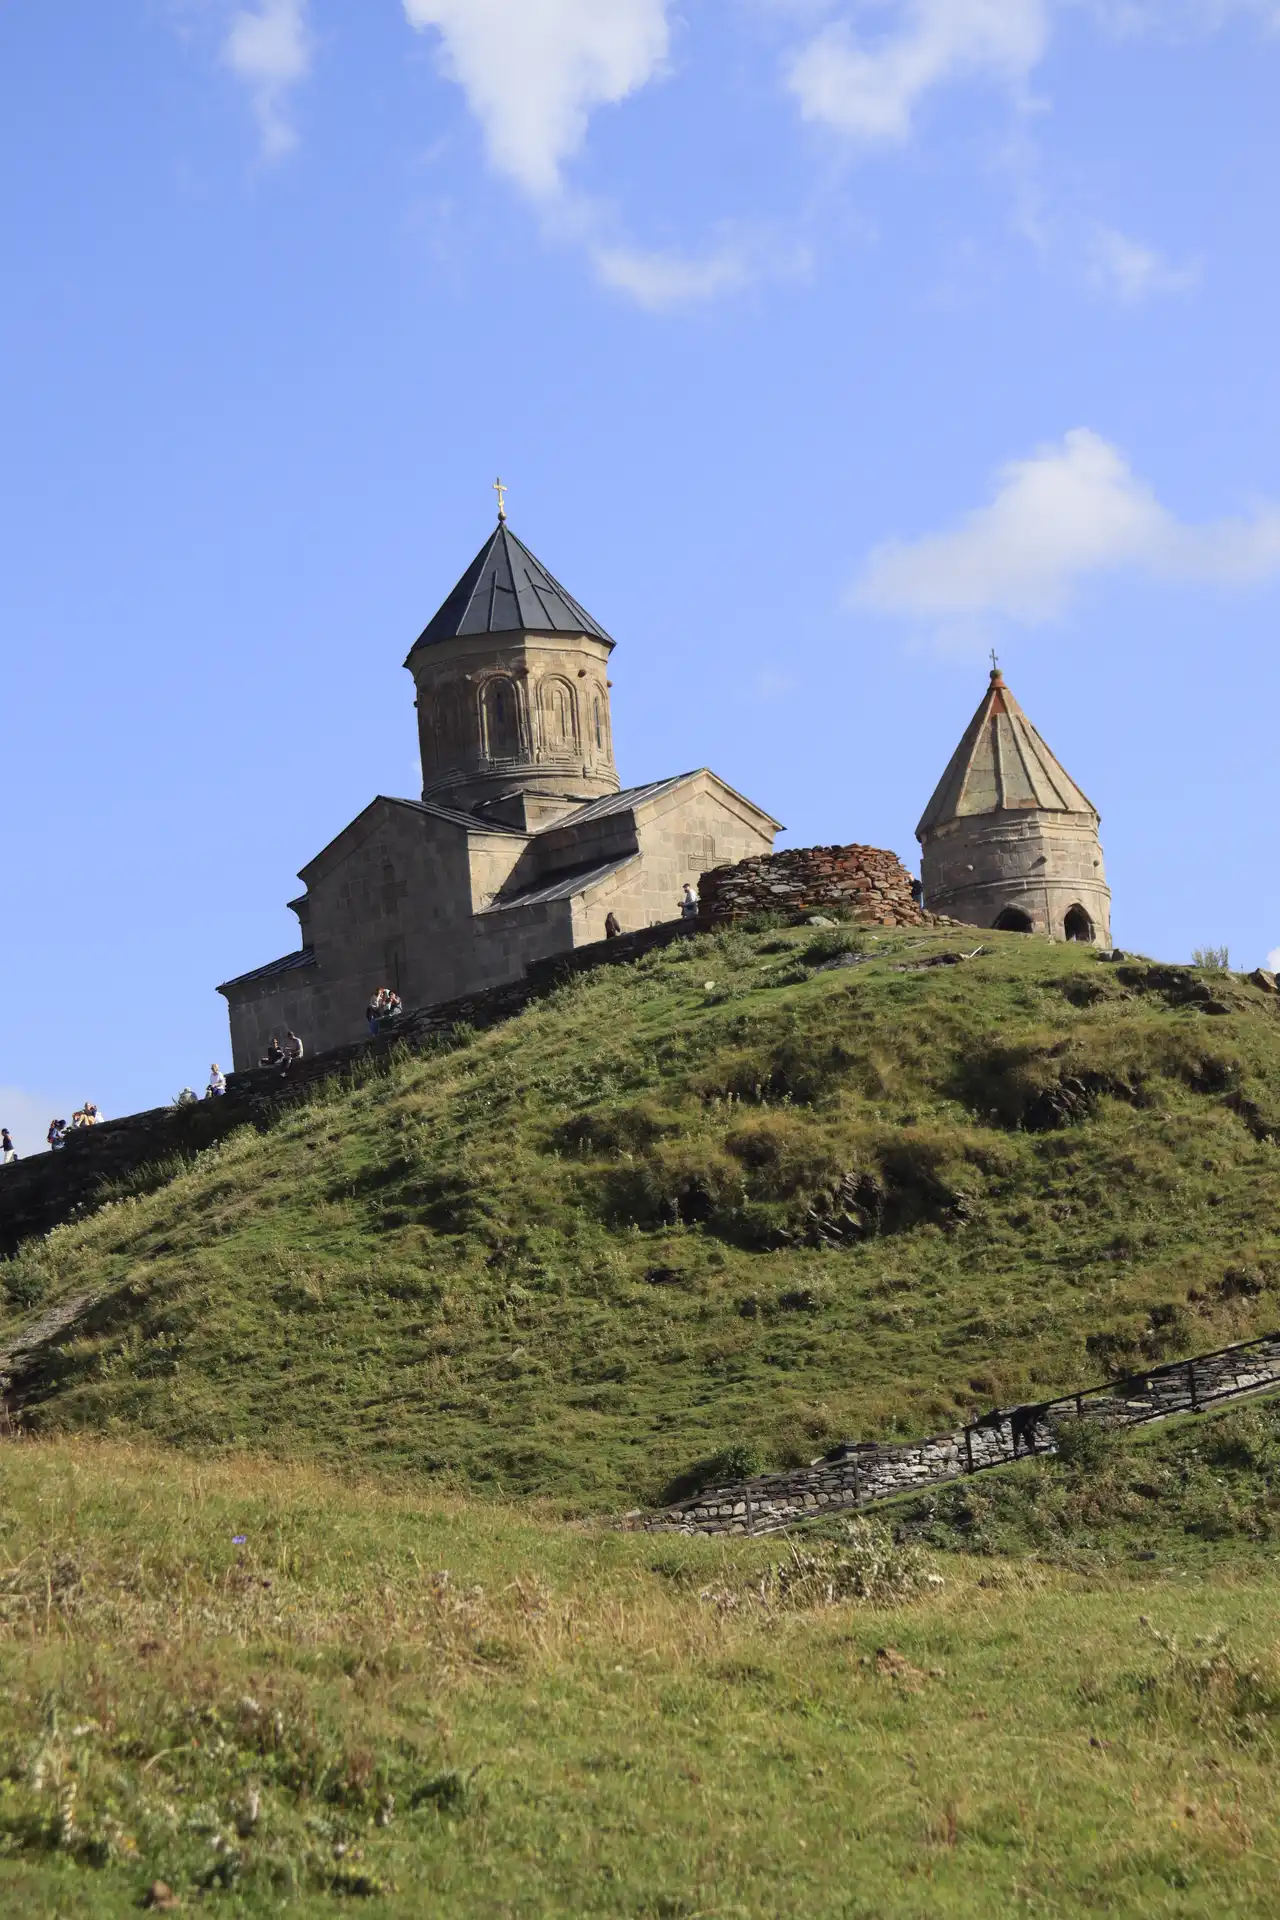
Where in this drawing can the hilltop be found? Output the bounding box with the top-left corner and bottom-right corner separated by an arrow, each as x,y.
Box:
4,924 -> 1280,1507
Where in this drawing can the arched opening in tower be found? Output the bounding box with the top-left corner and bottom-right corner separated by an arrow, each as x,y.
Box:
993,907 -> 1034,933
1064,904 -> 1095,943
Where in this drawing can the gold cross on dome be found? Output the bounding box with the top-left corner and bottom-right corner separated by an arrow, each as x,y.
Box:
494,476 -> 508,522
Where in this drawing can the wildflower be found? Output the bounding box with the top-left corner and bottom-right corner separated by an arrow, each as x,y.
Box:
232,1535 -> 247,1546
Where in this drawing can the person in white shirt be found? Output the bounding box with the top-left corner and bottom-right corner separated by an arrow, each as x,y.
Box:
680,883 -> 699,920
281,1031 -> 305,1072
207,1065 -> 227,1097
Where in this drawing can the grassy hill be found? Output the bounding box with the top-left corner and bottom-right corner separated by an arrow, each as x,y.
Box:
5,924 -> 1280,1506
2,1422 -> 1280,1916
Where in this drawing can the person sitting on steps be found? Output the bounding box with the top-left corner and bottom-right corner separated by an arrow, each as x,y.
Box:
280,1030 -> 304,1073
260,1036 -> 284,1067
207,1065 -> 227,1098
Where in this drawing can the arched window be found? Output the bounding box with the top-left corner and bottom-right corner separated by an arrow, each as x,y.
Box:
483,677 -> 520,761
593,695 -> 605,752
993,907 -> 1034,933
539,677 -> 577,753
1064,904 -> 1095,943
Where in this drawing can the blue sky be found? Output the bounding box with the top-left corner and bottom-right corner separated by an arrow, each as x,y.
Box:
2,0 -> 1279,1146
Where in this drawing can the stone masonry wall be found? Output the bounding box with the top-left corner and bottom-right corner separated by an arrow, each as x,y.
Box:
699,843 -> 956,929
0,918 -> 699,1260
633,1335 -> 1280,1535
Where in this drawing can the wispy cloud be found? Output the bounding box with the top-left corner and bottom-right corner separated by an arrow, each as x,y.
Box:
403,0 -> 670,200
1087,224 -> 1200,304
787,0 -> 1051,144
855,428 -> 1280,628
590,241 -> 756,310
224,0 -> 312,159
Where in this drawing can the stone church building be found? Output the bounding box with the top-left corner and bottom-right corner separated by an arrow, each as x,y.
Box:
916,666 -> 1111,945
218,514 -> 781,1067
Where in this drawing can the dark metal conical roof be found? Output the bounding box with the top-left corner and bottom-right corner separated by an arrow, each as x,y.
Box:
916,669 -> 1097,840
407,522 -> 614,659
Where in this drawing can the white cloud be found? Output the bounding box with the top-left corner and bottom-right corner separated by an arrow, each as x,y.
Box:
403,0 -> 670,200
787,0 -> 1051,143
1268,948 -> 1280,972
590,240 -> 756,309
1088,224 -> 1199,304
856,428 -> 1280,625
225,0 -> 312,158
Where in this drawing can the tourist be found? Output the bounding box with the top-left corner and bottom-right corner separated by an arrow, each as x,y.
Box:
910,877 -> 924,909
260,1036 -> 284,1067
680,883 -> 699,921
1,1128 -> 16,1165
207,1064 -> 227,1098
366,992 -> 382,1037
176,1088 -> 198,1108
605,911 -> 621,940
385,989 -> 403,1021
281,1030 -> 305,1072
47,1119 -> 67,1151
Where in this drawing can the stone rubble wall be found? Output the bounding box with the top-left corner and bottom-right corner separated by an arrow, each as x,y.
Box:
634,1334 -> 1280,1535
697,843 -> 959,929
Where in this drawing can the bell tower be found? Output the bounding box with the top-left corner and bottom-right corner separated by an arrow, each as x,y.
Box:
916,667 -> 1111,944
405,506 -> 619,830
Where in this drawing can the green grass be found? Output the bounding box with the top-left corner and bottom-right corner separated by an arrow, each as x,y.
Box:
4,1435 -> 1280,1916
5,927 -> 1280,1506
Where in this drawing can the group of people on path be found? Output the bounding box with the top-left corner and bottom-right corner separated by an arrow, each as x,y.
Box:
366,986 -> 403,1036
0,1104 -> 107,1164
258,1031 -> 305,1072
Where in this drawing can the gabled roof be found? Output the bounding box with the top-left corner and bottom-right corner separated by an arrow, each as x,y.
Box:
407,521 -> 614,658
916,670 -> 1097,839
547,771 -> 784,835
549,774 -> 692,828
480,855 -> 639,913
218,947 -> 316,996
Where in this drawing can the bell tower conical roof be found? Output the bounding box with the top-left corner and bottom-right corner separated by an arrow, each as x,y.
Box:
916,668 -> 1096,840
406,520 -> 613,662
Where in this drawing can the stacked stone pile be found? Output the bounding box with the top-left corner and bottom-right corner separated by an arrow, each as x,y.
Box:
697,843 -> 960,928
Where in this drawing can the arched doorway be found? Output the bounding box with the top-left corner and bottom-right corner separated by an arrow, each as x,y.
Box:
993,907 -> 1034,933
1064,904 -> 1095,943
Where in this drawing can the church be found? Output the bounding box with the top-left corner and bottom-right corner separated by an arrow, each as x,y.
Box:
217,506 -> 782,1068
218,508 -> 1111,1071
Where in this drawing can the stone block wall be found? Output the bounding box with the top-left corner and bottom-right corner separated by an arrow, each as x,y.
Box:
634,1334 -> 1280,1535
698,843 -> 955,928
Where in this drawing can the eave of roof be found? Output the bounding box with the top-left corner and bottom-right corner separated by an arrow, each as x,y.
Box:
218,947 -> 316,995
